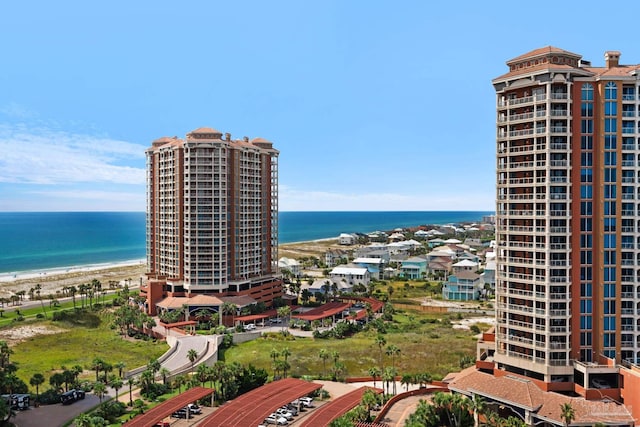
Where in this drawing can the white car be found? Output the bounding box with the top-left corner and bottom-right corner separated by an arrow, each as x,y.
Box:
299,397 -> 314,407
275,408 -> 293,420
186,403 -> 202,414
245,323 -> 256,331
265,414 -> 288,425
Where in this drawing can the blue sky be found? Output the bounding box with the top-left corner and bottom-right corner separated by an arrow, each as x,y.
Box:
2,1 -> 640,212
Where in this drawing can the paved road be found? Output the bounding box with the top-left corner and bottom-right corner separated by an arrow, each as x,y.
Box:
13,393 -> 107,427
380,395 -> 426,426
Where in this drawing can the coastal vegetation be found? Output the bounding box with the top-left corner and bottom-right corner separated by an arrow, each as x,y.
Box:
223,298 -> 484,381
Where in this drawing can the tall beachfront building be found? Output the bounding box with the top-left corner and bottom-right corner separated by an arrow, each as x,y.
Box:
142,127 -> 281,314
494,47 -> 640,397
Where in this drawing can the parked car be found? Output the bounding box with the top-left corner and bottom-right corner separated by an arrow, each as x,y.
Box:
269,318 -> 282,324
283,404 -> 298,416
275,408 -> 293,420
187,403 -> 202,414
60,389 -> 85,405
264,414 -> 288,425
299,396 -> 314,407
245,323 -> 256,331
172,408 -> 192,419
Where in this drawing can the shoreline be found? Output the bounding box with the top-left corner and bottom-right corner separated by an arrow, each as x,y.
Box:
0,259 -> 146,284
0,238 -> 339,282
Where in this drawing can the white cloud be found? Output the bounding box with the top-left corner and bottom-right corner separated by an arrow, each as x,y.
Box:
0,123 -> 146,185
279,185 -> 494,211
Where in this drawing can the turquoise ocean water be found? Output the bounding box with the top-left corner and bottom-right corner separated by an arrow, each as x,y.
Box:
0,211 -> 492,274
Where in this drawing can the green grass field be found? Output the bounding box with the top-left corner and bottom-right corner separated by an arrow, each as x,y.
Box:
9,310 -> 169,386
223,309 -> 483,380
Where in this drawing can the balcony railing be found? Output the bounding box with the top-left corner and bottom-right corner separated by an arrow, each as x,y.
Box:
551,126 -> 568,133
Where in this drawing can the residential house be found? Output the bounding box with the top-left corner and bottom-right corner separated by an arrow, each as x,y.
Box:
481,256 -> 496,298
442,271 -> 481,301
400,256 -> 428,280
354,244 -> 388,259
452,259 -> 478,275
414,229 -> 430,239
305,277 -> 354,296
388,232 -> 406,242
339,233 -> 357,245
367,231 -> 388,242
278,257 -> 301,277
427,238 -> 446,248
325,249 -> 349,267
458,251 -> 480,263
329,265 -> 370,288
353,257 -> 385,280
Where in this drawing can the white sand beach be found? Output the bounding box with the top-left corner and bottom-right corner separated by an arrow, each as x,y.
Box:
0,260 -> 146,299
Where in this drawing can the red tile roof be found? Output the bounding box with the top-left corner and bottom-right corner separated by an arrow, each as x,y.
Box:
448,368 -> 634,425
506,46 -> 581,64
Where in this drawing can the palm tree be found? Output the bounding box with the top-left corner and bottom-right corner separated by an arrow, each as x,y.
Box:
270,347 -> 280,363
173,374 -> 187,394
368,366 -> 381,388
383,366 -> 396,396
375,334 -> 386,373
361,388 -> 380,421
401,373 -> 413,392
281,347 -> 291,363
196,363 -> 210,386
301,288 -> 311,304
110,376 -> 123,402
319,348 -> 330,378
221,302 -> 238,327
139,369 -> 154,397
93,381 -> 107,403
187,348 -> 198,373
92,357 -> 105,382
159,367 -> 170,385
29,373 -> 45,403
195,309 -> 211,328
386,344 -> 400,393
69,285 -> 78,309
277,305 -> 291,330
0,341 -> 13,369
560,402 -> 575,427
332,350 -> 340,365
147,358 -> 161,376
34,283 -> 47,318
472,394 -> 486,427
115,361 -> 126,378
127,377 -> 137,405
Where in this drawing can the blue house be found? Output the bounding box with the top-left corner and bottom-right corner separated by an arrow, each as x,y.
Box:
400,256 -> 428,279
442,272 -> 481,301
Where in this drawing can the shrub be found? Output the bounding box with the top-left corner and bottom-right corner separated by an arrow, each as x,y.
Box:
94,400 -> 126,422
38,389 -> 61,405
469,324 -> 481,334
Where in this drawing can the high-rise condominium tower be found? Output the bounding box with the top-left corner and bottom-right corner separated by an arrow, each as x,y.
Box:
143,127 -> 280,313
494,47 -> 640,389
